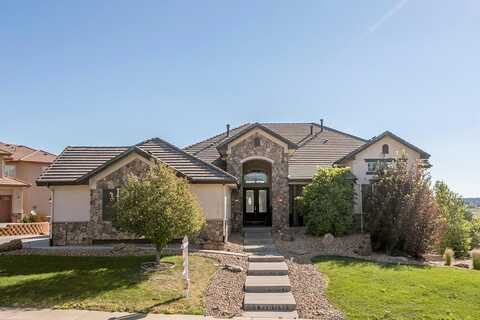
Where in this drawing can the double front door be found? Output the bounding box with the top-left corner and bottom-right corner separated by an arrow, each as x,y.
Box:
243,188 -> 271,225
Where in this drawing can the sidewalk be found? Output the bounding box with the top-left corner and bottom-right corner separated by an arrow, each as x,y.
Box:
0,308 -> 303,320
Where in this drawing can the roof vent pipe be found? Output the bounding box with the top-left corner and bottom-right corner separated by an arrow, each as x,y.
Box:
226,124 -> 230,137
320,119 -> 324,132
310,124 -> 314,135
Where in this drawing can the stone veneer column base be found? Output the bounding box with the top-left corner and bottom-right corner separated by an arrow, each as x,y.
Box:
52,222 -> 91,246
198,219 -> 226,243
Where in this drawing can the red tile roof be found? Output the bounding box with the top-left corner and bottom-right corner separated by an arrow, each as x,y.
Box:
0,176 -> 30,187
0,143 -> 56,163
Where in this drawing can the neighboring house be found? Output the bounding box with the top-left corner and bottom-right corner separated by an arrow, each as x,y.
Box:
0,143 -> 56,220
37,122 -> 430,246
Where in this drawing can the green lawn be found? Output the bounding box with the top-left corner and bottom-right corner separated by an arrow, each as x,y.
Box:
0,255 -> 217,314
314,256 -> 480,320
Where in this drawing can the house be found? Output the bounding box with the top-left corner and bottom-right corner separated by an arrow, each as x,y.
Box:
36,122 -> 430,246
0,143 -> 56,222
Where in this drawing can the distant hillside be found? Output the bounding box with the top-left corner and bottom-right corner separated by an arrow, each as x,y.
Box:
464,198 -> 480,207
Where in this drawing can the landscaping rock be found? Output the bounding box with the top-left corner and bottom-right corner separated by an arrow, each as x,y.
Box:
0,239 -> 22,252
281,233 -> 295,241
224,264 -> 243,273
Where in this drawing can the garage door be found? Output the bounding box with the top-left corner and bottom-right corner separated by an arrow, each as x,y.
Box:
0,195 -> 12,222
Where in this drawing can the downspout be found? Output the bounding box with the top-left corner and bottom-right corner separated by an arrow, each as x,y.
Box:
49,187 -> 54,246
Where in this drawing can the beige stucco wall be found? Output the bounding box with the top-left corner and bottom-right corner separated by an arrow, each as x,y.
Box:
190,184 -> 229,221
52,185 -> 91,222
14,162 -> 51,215
345,136 -> 422,214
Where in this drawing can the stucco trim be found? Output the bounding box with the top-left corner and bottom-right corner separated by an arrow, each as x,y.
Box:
240,156 -> 274,164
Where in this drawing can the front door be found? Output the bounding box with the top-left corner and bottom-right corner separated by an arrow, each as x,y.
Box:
243,188 -> 270,226
0,195 -> 12,223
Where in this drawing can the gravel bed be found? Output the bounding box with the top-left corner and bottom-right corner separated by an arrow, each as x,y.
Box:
197,252 -> 247,318
286,259 -> 344,320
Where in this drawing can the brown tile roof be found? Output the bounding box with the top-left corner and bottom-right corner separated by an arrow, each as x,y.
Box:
37,138 -> 237,186
184,122 -> 367,180
0,143 -> 56,163
0,176 -> 30,187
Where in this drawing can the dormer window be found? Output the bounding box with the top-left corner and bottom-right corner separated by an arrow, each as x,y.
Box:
382,144 -> 389,155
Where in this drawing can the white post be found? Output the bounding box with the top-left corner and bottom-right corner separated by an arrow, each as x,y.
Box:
181,235 -> 189,298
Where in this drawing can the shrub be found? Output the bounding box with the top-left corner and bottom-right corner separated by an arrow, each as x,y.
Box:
302,167 -> 355,236
470,217 -> 480,250
472,249 -> 480,270
367,160 -> 440,258
443,248 -> 454,266
114,164 -> 205,264
434,181 -> 471,257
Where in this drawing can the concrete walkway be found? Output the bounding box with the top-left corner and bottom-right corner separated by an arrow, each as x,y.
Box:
0,308 -> 307,320
242,228 -> 298,319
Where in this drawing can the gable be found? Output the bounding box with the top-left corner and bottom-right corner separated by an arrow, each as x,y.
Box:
225,127 -> 292,155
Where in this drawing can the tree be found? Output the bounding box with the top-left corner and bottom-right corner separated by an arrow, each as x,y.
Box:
367,160 -> 440,257
434,181 -> 471,257
302,167 -> 355,236
114,164 -> 205,264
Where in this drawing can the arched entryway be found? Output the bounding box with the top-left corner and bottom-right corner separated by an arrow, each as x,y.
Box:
242,159 -> 272,226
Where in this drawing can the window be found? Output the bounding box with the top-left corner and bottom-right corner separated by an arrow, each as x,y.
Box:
361,184 -> 373,213
366,159 -> 393,174
102,188 -> 119,221
244,171 -> 268,184
4,165 -> 16,177
382,144 -> 389,154
254,137 -> 261,147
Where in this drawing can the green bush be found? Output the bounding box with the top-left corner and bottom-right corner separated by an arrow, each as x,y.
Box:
443,248 -> 454,266
472,249 -> 480,270
470,217 -> 480,250
434,181 -> 471,257
302,167 -> 354,236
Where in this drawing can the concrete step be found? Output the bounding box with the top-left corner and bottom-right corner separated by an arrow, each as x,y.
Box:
249,255 -> 285,262
245,275 -> 291,293
243,292 -> 296,312
244,238 -> 274,246
241,311 -> 299,319
243,227 -> 272,234
248,261 -> 288,276
244,232 -> 272,240
244,244 -> 277,254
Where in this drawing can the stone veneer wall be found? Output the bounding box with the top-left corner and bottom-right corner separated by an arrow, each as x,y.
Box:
52,158 -> 228,245
227,133 -> 289,232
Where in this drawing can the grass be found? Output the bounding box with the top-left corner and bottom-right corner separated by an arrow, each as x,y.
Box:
314,256 -> 480,320
0,255 -> 217,314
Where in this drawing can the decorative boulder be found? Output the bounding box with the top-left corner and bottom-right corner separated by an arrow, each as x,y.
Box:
0,239 -> 23,252
281,233 -> 294,241
322,233 -> 335,246
224,264 -> 243,273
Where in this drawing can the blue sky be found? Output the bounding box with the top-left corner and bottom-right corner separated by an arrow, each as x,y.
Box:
1,1 -> 479,196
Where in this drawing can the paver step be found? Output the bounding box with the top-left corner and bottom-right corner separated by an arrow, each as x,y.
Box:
244,238 -> 274,246
249,255 -> 285,262
245,275 -> 291,293
248,261 -> 288,276
243,227 -> 272,234
244,244 -> 277,253
243,292 -> 296,312
241,310 -> 299,319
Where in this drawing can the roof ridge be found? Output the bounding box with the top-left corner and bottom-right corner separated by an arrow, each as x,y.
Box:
183,123 -> 251,153
147,138 -> 238,182
311,123 -> 367,142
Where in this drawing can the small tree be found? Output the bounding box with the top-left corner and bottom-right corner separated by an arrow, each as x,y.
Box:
114,164 -> 205,264
302,167 -> 355,236
367,160 -> 440,257
471,217 -> 480,250
434,181 -> 471,257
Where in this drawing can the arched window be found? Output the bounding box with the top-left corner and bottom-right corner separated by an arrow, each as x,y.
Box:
382,144 -> 389,155
244,171 -> 268,184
